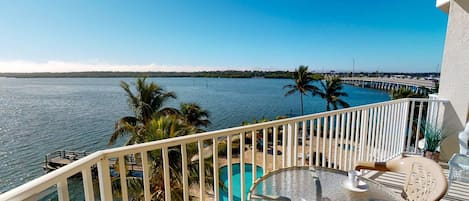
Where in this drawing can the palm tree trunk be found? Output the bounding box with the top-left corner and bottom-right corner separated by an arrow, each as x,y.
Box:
326,101 -> 331,111
300,93 -> 304,116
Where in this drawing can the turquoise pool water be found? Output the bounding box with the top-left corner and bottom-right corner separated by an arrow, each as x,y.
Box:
219,163 -> 263,201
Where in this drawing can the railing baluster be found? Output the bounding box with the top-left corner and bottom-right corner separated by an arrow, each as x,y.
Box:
348,111 -> 356,170
118,155 -> 128,201
263,128 -> 268,172
322,116 -> 328,167
377,106 -> 384,161
252,130 -> 257,183
181,144 -> 189,201
384,105 -> 391,160
82,167 -> 95,201
388,104 -> 396,158
414,101 -> 424,153
282,126 -> 287,168
367,107 -> 378,161
288,123 -> 295,167
400,102 -> 409,153
212,138 -> 219,201
361,109 -> 369,161
57,179 -> 69,201
339,113 -> 346,170
353,110 -> 361,166
406,101 -> 415,152
315,118 -> 321,166
334,114 -> 340,169
426,99 -> 433,125
162,147 -> 171,201
240,132 -> 246,201
294,122 -> 299,167
302,120 -> 307,166
434,102 -> 440,128
226,136 -> 232,201
97,157 -> 113,201
393,104 -> 400,157
344,112 -> 351,170
328,115 -> 334,168
198,140 -> 206,201
327,115 -> 335,168
141,151 -> 151,201
366,108 -> 373,161
273,126 -> 278,170
309,119 -> 314,167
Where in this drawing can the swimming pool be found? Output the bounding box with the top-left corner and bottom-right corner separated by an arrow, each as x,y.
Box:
219,163 -> 263,201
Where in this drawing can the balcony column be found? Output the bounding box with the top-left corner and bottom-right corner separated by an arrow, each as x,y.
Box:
437,0 -> 469,161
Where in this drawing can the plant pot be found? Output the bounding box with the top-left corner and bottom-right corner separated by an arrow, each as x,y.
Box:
423,151 -> 440,162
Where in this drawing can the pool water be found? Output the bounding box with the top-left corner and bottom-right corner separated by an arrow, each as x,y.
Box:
219,163 -> 263,201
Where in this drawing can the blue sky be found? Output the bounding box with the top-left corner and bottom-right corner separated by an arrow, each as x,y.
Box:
0,0 -> 448,72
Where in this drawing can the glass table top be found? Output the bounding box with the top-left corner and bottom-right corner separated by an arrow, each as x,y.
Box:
248,167 -> 403,201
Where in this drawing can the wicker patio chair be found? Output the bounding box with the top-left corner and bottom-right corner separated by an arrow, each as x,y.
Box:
354,157 -> 447,201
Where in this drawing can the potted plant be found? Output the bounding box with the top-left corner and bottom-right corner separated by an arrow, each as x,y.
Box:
422,122 -> 445,162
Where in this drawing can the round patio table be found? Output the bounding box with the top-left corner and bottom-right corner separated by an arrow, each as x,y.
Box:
248,167 -> 403,201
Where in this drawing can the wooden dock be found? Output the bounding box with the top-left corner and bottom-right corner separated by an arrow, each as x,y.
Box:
43,150 -> 143,176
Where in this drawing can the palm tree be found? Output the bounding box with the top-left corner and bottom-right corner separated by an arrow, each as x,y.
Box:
109,77 -> 177,145
316,77 -> 350,111
179,103 -> 211,129
119,115 -> 214,200
283,65 -> 319,115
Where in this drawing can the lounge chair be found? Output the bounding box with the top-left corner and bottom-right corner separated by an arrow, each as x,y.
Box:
354,156 -> 447,201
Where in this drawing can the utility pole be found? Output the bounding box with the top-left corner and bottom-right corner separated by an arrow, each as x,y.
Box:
352,58 -> 355,77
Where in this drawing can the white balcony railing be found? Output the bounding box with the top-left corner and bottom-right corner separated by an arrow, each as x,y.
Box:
0,98 -> 447,201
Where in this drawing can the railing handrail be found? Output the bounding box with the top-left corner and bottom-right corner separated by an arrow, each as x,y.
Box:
0,98 -> 446,200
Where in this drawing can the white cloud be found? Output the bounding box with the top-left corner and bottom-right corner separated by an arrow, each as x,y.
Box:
0,60 -> 265,73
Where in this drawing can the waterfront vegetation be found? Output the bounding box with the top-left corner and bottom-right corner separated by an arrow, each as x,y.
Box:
389,88 -> 427,100
316,77 -> 350,111
109,77 -> 213,200
282,65 -> 320,116
0,71 -> 301,79
283,66 -> 350,114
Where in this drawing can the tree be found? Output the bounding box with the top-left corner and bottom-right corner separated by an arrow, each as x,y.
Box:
390,88 -> 426,100
283,65 -> 319,115
316,77 -> 350,111
179,103 -> 211,129
109,77 -> 177,145
111,115 -> 215,201
108,78 -> 214,200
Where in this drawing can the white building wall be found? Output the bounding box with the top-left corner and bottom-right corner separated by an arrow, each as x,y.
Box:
438,0 -> 469,161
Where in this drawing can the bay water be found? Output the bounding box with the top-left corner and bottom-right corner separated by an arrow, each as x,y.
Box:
0,77 -> 390,193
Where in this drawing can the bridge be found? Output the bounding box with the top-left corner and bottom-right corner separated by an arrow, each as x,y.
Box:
341,77 -> 436,94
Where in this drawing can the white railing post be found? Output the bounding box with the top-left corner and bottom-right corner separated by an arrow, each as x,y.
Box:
212,138 -> 219,201
273,126 -> 278,170
181,144 -> 189,201
141,151 -> 151,201
162,147 -> 171,201
82,167 -> 95,201
239,132 -> 246,201
97,157 -> 113,201
226,136 -> 232,201
57,179 -> 69,201
198,140 -> 206,201
118,155 -> 128,201
287,123 -> 295,167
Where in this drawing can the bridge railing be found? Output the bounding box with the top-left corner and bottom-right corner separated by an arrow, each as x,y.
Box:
0,98 -> 447,201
